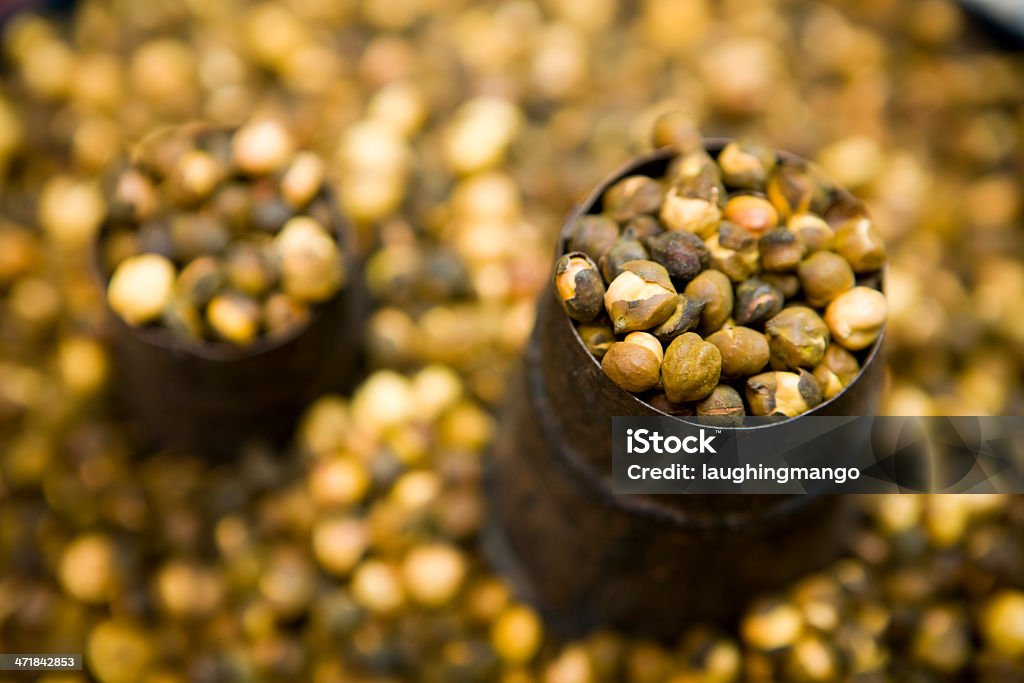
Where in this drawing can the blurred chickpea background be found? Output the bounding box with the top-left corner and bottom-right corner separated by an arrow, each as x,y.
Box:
1,0 -> 1024,681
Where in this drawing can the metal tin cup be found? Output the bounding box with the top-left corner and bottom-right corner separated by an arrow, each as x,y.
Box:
94,136 -> 365,457
485,142 -> 886,639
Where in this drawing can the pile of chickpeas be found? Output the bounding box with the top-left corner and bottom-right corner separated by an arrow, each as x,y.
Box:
556,123 -> 887,418
102,121 -> 345,346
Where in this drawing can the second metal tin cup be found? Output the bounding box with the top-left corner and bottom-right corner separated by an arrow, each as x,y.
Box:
486,142 -> 886,639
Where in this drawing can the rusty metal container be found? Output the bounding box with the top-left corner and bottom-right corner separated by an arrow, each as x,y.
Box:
486,142 -> 886,639
95,188 -> 364,457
